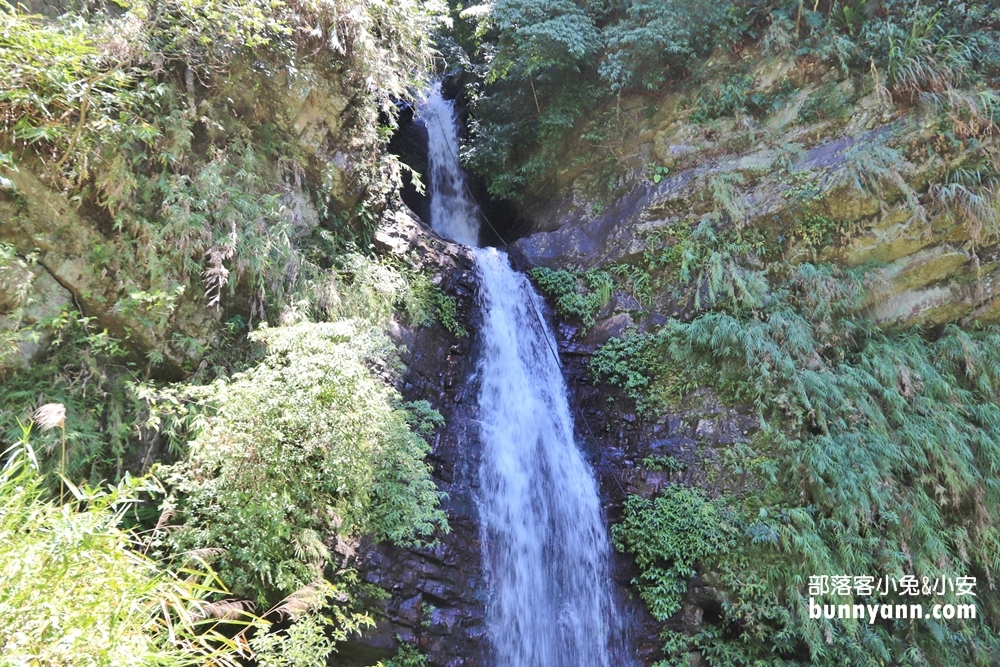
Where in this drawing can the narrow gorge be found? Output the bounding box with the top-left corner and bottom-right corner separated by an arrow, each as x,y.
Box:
422,83 -> 632,666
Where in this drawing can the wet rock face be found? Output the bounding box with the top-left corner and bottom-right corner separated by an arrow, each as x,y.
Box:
346,210 -> 491,667
552,309 -> 759,666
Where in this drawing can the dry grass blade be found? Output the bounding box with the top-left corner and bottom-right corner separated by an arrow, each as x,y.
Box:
33,403 -> 66,431
154,506 -> 175,532
191,599 -> 254,621
267,581 -> 325,620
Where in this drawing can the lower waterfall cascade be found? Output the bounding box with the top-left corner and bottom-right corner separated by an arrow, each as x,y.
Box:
416,82 -> 632,667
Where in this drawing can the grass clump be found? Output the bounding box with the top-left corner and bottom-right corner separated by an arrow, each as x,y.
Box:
0,437 -> 254,667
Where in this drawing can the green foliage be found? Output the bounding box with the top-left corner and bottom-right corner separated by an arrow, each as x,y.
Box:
431,289 -> 468,337
459,0 -> 758,197
617,249 -> 1000,663
0,439 -> 257,667
589,331 -> 654,402
590,330 -> 701,411
0,0 -> 445,328
613,488 -> 742,620
884,7 -> 976,102
790,213 -> 860,252
640,454 -> 686,472
650,164 -> 671,184
690,73 -> 793,122
796,82 -> 851,124
930,158 -> 1000,246
248,580 -> 379,667
250,610 -> 337,667
600,0 -> 739,93
477,0 -> 601,86
530,261 -> 653,331
829,0 -> 867,37
674,220 -> 769,313
460,0 -> 601,198
382,642 -> 428,667
408,273 -> 468,337
0,309 -> 145,488
607,262 -> 654,305
160,320 -> 448,606
530,266 -> 613,331
459,0 -> 1000,202
837,137 -> 926,225
419,601 -> 437,629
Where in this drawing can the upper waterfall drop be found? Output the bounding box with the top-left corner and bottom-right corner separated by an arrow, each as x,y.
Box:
416,82 -> 481,247
417,82 -> 630,667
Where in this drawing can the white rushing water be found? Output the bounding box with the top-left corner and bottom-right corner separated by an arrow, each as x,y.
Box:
417,83 -> 623,667
418,82 -> 480,247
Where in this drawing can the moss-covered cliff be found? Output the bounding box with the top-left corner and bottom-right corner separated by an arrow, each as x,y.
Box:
3,1 -> 1000,666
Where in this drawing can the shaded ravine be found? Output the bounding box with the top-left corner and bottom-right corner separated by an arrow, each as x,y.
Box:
417,82 -> 631,667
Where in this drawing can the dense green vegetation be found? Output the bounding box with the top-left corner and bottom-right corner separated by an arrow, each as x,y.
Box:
0,436 -> 258,666
0,0 -> 443,359
1,423 -> 412,666
0,252 -> 451,663
574,69 -> 1000,662
4,0 -> 1000,664
0,0 -> 451,663
157,316 -> 447,607
610,250 -> 1000,664
449,0 -> 1000,199
459,2 -> 1000,663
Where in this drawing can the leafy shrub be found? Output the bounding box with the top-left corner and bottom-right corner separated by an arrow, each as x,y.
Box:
476,0 -> 601,87
600,0 -> 739,93
589,331 -> 654,402
407,272 -> 468,337
161,320 -> 448,606
613,487 -> 742,620
673,220 -> 769,313
460,0 -> 1000,202
836,137 -> 926,225
790,213 -> 854,251
382,642 -> 428,667
590,331 -> 701,411
530,266 -> 612,331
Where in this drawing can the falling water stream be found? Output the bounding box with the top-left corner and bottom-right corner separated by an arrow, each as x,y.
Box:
417,83 -> 627,667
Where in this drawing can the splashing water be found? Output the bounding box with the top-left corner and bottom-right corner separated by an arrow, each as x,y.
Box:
417,83 -> 625,667
417,82 -> 480,247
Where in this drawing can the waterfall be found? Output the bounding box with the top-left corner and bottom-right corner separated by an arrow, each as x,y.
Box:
418,82 -> 480,247
417,83 -> 626,667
